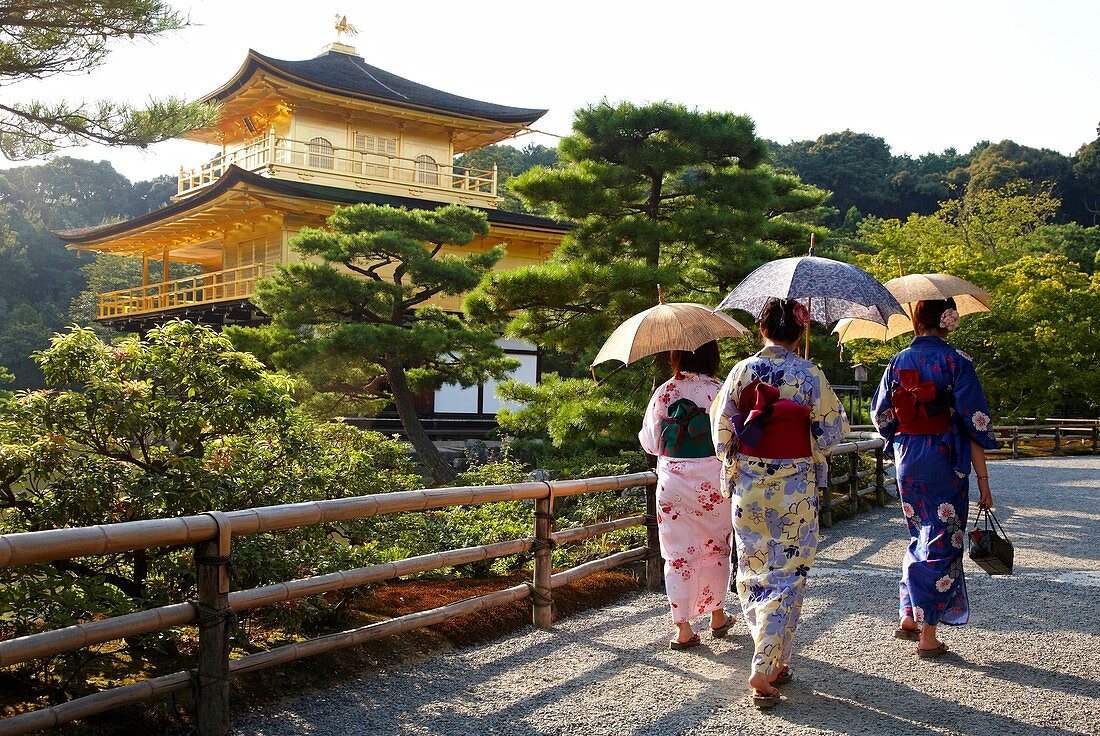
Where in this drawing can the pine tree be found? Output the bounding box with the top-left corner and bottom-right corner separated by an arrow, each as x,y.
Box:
249,204 -> 517,483
0,1 -> 217,159
466,101 -> 827,447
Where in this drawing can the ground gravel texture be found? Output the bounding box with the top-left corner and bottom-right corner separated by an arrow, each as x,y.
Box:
232,457 -> 1100,736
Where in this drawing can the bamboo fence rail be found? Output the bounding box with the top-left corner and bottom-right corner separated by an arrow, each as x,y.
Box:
1,442 -> 901,736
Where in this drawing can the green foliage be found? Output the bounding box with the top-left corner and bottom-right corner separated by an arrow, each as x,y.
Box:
468,101 -> 827,450
246,203 -> 516,483
771,131 -> 1100,228
0,159 -> 175,387
846,185 -> 1100,418
495,372 -> 652,449
0,320 -> 420,682
770,131 -> 896,220
453,143 -> 558,213
0,1 -> 218,159
225,323 -> 388,421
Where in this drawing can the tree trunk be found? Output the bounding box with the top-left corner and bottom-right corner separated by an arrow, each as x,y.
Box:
383,357 -> 456,484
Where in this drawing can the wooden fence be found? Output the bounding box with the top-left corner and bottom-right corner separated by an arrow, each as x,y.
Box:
850,419 -> 1100,460
0,439 -> 895,736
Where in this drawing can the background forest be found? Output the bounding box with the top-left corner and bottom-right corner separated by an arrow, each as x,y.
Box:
3,126 -> 1100,418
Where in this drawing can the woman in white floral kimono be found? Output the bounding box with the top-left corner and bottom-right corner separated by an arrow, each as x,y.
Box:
639,341 -> 734,650
870,298 -> 999,658
709,298 -> 848,707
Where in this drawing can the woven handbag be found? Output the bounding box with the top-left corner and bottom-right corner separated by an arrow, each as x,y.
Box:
968,506 -> 1014,576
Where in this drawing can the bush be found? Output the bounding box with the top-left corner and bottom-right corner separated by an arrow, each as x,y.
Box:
0,322 -> 419,687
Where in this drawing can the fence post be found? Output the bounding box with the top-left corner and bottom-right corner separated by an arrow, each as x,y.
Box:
875,445 -> 886,506
644,478 -> 664,592
1093,423 -> 1098,455
820,458 -> 833,528
1012,427 -> 1020,459
848,451 -> 859,510
195,511 -> 232,736
1054,426 -> 1062,455
532,487 -> 555,629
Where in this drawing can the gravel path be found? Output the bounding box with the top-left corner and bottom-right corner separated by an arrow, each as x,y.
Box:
233,457 -> 1100,736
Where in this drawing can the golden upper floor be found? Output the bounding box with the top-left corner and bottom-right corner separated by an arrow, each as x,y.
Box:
174,44 -> 546,208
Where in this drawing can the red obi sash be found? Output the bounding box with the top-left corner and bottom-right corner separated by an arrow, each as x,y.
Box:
733,379 -> 812,459
892,369 -> 952,434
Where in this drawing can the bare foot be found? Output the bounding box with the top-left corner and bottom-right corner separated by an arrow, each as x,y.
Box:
748,671 -> 780,698
899,616 -> 919,633
673,622 -> 695,644
918,623 -> 944,651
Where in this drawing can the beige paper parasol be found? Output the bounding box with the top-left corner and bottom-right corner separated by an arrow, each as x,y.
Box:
591,302 -> 749,366
833,273 -> 992,343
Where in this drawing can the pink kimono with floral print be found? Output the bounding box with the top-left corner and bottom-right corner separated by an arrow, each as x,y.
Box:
639,371 -> 732,624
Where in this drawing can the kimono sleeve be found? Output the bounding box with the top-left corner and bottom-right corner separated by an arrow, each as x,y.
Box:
870,358 -> 898,443
952,353 -> 1000,450
709,360 -> 751,464
638,385 -> 666,456
810,367 -> 850,454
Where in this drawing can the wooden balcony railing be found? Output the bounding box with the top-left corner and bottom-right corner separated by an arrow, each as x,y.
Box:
178,130 -> 498,201
97,263 -> 271,320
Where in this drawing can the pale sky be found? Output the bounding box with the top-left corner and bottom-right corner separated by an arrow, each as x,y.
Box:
4,0 -> 1099,183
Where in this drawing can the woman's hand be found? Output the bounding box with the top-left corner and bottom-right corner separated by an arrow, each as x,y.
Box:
976,475 -> 993,509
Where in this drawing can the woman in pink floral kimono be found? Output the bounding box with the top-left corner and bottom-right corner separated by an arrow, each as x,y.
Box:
639,340 -> 734,650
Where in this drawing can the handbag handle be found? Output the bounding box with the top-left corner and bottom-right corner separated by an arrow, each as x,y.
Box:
974,505 -> 1011,544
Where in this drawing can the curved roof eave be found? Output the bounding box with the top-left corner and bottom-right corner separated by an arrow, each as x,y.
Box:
54,166 -> 572,245
199,49 -> 547,126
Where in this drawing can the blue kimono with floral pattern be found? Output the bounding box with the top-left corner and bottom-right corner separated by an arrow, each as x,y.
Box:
871,336 -> 1000,627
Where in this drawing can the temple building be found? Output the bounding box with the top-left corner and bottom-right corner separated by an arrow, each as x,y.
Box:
55,36 -> 568,427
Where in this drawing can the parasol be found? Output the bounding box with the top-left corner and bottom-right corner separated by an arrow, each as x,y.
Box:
833,273 -> 992,343
715,243 -> 905,357
591,302 -> 749,367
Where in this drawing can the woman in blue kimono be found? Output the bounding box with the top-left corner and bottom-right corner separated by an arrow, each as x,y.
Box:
871,298 -> 999,658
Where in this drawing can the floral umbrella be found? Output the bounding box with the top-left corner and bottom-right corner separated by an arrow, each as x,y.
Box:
715,255 -> 906,327
715,251 -> 905,357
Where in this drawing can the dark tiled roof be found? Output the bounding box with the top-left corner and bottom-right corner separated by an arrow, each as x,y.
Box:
207,49 -> 546,125
54,166 -> 570,243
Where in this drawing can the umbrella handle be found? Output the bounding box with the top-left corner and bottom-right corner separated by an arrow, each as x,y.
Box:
804,296 -> 812,359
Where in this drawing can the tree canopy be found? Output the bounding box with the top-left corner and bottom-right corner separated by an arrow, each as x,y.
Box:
848,184 -> 1100,418
467,101 -> 827,447
0,158 -> 176,386
241,203 -> 517,483
770,130 -> 1100,227
0,0 -> 217,159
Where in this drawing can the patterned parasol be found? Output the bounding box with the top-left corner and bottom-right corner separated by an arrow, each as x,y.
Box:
715,255 -> 906,327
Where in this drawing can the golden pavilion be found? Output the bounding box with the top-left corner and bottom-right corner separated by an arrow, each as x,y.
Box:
55,36 -> 567,421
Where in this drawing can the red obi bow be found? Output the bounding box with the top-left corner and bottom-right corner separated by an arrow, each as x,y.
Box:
892,369 -> 952,434
732,379 -> 812,457
893,370 -> 937,425
738,379 -> 781,423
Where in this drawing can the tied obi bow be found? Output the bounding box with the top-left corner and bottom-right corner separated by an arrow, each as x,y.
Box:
732,379 -> 782,449
892,369 -> 953,430
731,379 -> 812,456
660,398 -> 715,458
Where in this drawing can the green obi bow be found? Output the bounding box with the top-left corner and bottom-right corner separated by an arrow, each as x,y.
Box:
660,398 -> 716,458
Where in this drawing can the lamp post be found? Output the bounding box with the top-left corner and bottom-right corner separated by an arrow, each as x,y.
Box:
853,363 -> 869,424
